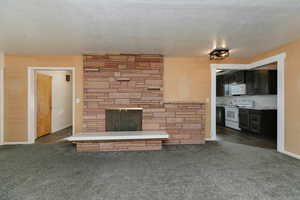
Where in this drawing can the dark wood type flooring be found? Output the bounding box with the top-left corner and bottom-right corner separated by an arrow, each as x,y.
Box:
217,126 -> 277,149
35,126 -> 72,144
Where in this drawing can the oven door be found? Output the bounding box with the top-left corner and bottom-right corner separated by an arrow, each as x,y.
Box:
225,107 -> 240,130
225,107 -> 239,122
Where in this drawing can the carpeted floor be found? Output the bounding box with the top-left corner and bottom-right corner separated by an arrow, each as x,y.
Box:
1,142 -> 300,200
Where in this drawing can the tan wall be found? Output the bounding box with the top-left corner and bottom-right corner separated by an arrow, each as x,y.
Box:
4,54 -> 83,142
164,57 -> 248,138
248,40 -> 300,155
6,42 -> 299,155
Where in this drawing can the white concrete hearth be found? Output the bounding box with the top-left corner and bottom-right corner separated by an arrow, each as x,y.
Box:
66,131 -> 169,142
66,131 -> 169,152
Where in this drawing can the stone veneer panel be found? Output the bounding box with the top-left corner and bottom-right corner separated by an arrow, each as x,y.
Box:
82,54 -> 206,146
163,103 -> 206,144
76,140 -> 162,152
83,54 -> 165,132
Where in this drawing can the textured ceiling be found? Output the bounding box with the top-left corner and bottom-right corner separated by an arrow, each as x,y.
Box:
1,0 -> 300,57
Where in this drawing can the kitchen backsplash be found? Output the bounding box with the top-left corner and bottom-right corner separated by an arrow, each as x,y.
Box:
216,95 -> 277,107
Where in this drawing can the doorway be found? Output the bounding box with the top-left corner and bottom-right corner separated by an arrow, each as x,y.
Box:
210,53 -> 286,153
28,67 -> 75,144
215,65 -> 278,149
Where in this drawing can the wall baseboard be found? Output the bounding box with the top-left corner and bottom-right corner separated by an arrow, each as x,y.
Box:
282,150 -> 300,160
51,124 -> 72,134
3,141 -> 31,145
205,137 -> 217,141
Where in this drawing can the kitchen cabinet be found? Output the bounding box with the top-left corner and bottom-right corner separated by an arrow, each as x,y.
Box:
217,71 -> 246,97
239,108 -> 277,138
233,71 -> 246,84
216,75 -> 224,97
216,70 -> 277,97
239,108 -> 250,130
216,106 -> 225,127
223,75 -> 232,96
246,70 -> 277,95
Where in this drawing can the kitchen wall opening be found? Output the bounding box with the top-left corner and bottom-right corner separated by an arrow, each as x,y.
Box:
215,62 -> 278,149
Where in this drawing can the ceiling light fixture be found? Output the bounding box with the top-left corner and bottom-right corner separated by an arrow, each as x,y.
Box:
209,48 -> 230,60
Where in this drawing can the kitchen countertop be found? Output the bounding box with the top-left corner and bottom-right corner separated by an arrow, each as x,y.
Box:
217,105 -> 277,110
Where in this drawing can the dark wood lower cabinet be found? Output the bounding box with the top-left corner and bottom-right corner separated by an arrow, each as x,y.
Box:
216,107 -> 225,127
239,109 -> 277,138
239,109 -> 250,130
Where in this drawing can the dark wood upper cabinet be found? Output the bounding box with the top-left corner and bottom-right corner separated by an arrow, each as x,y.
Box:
218,72 -> 246,97
233,71 -> 246,84
216,70 -> 276,97
246,70 -> 277,95
216,75 -> 224,97
224,71 -> 246,85
223,74 -> 232,96
225,74 -> 235,84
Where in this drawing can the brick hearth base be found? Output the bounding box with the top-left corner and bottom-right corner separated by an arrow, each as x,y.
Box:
76,140 -> 162,152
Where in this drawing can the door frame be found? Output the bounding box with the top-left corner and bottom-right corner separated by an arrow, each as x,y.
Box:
0,53 -> 4,145
210,53 -> 286,154
28,67 -> 76,144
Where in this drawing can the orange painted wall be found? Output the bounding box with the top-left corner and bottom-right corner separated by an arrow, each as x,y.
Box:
3,54 -> 249,142
164,57 -> 249,138
5,40 -> 300,156
4,54 -> 83,142
249,40 -> 300,155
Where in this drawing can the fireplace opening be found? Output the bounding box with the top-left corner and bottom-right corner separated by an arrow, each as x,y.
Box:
105,108 -> 143,131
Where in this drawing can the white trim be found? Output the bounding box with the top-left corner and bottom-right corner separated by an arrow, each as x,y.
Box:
0,53 -> 4,145
3,142 -> 31,145
210,66 -> 217,141
210,53 -> 286,154
249,53 -> 286,153
51,124 -> 72,133
28,67 -> 76,144
205,137 -> 217,141
282,150 -> 300,160
210,64 -> 251,70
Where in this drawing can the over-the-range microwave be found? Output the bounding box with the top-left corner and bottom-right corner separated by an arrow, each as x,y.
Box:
230,84 -> 246,96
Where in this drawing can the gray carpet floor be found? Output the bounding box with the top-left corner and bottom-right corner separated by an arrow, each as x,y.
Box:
1,142 -> 300,200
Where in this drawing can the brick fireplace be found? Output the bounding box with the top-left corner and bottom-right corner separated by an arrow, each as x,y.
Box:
83,54 -> 165,132
81,54 -> 206,151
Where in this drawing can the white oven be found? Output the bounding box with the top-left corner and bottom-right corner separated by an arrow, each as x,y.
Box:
225,106 -> 240,130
